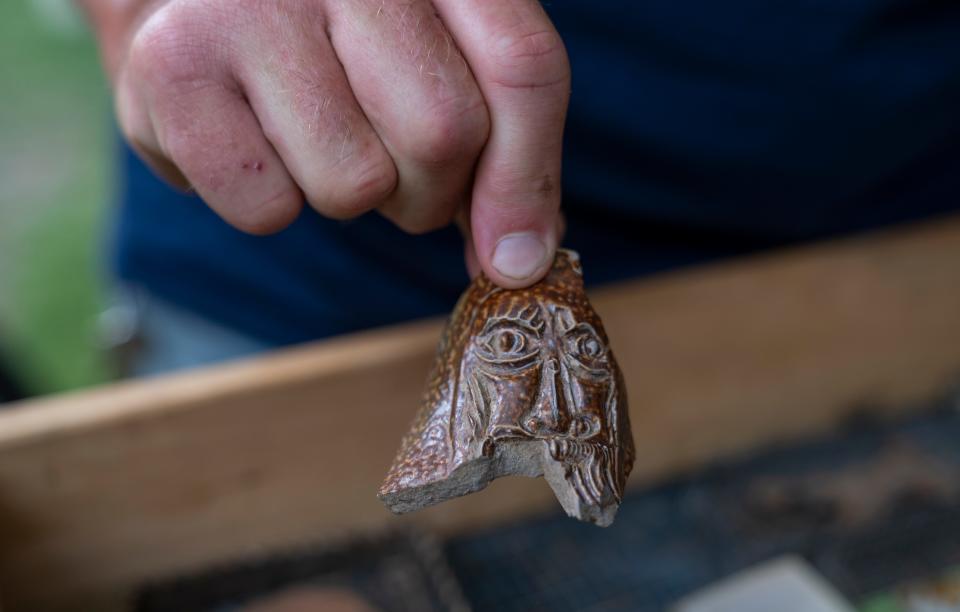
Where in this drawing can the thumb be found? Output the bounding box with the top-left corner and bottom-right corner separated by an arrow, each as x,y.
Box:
435,0 -> 570,288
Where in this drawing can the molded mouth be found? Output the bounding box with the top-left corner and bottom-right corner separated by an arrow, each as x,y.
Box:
488,421 -> 603,442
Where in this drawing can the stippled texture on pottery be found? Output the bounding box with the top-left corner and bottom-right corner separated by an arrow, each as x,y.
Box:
379,250 -> 634,526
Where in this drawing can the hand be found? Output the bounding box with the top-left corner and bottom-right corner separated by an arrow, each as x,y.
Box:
81,0 -> 570,287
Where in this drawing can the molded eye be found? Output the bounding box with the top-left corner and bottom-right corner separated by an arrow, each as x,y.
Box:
578,336 -> 602,358
494,329 -> 525,354
477,324 -> 539,363
565,326 -> 607,368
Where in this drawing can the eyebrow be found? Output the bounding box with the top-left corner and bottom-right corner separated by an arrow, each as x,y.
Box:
482,309 -> 545,336
515,304 -> 546,331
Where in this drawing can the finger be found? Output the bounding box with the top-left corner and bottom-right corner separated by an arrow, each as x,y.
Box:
150,81 -> 303,234
239,9 -> 398,220
433,0 -> 570,287
455,206 -> 481,278
326,0 -> 490,234
116,67 -> 190,190
125,8 -> 302,234
459,205 -> 565,281
464,234 -> 482,279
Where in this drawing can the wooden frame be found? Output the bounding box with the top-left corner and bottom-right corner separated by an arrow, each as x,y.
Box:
1,216 -> 959,611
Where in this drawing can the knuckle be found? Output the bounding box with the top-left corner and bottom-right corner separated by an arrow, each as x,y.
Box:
313,151 -> 397,219
484,168 -> 558,215
405,96 -> 489,166
127,4 -> 219,89
487,29 -> 571,90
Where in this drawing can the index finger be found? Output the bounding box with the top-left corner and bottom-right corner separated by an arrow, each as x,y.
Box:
433,0 -> 570,288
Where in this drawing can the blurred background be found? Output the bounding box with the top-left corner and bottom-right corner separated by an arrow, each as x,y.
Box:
0,0 -> 112,396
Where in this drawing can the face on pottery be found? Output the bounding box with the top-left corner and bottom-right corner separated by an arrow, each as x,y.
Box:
458,284 -> 617,450
379,250 -> 633,521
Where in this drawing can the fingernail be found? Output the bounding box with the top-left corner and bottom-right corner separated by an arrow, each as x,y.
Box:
492,232 -> 548,280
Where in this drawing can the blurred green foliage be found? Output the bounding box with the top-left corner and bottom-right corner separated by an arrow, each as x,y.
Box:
858,595 -> 901,612
0,0 -> 112,394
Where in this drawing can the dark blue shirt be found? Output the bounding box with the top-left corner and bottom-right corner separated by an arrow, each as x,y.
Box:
114,0 -> 960,346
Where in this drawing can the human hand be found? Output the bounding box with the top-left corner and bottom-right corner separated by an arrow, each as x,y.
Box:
81,0 -> 570,287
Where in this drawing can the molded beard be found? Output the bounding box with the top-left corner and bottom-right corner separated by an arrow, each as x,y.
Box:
377,433 -> 626,527
547,438 -> 623,507
480,436 -> 624,527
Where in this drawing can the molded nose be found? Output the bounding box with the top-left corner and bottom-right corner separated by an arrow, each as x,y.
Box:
525,358 -> 569,436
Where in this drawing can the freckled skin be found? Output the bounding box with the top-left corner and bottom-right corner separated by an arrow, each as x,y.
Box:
379,250 -> 635,523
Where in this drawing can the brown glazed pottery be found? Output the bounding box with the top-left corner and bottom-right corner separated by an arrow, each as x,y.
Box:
379,249 -> 634,526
